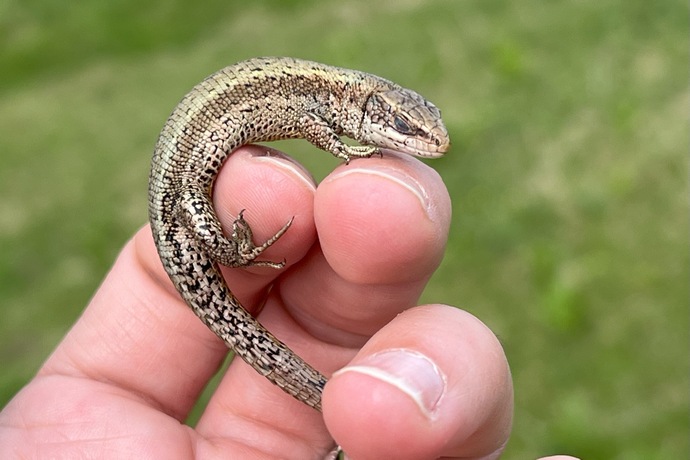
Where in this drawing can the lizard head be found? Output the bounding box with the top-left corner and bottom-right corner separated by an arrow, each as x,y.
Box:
360,88 -> 450,158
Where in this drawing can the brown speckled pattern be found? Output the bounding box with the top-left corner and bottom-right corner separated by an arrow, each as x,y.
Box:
148,57 -> 449,411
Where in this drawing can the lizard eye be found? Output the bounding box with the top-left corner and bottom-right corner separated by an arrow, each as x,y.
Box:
393,116 -> 412,134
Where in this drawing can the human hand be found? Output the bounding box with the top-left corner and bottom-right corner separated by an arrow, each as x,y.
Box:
0,146 -> 566,459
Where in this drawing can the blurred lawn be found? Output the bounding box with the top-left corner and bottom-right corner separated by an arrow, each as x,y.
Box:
0,0 -> 686,458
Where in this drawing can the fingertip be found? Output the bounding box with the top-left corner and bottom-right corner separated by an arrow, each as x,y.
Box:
332,349 -> 446,419
323,369 -> 442,460
211,146 -> 318,292
214,145 -> 317,250
323,305 -> 513,459
314,154 -> 451,285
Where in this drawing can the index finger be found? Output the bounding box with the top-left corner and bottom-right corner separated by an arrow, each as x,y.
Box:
39,145 -> 319,421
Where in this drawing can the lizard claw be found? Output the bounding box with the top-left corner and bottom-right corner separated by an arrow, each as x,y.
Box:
232,214 -> 293,268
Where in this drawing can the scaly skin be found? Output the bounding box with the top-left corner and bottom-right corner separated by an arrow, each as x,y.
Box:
148,57 -> 450,412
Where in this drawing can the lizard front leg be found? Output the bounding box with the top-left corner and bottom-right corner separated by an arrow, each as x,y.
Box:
300,112 -> 379,162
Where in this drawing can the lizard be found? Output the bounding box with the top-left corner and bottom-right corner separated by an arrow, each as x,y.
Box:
148,57 -> 450,415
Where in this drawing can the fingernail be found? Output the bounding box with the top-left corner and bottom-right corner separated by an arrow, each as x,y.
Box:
248,146 -> 316,191
326,166 -> 431,216
333,349 -> 446,418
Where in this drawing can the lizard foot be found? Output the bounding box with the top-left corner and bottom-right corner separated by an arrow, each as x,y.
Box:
336,145 -> 380,164
222,210 -> 293,269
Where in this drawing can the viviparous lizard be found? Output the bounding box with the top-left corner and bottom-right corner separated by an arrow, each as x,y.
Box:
148,57 -> 450,412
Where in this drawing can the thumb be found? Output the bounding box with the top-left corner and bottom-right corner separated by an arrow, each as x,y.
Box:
322,304 -> 513,460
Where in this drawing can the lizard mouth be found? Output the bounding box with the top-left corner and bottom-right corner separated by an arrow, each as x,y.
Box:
408,125 -> 451,157
378,122 -> 450,158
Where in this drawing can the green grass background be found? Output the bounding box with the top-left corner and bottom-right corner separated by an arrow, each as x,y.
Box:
1,0 -> 686,458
